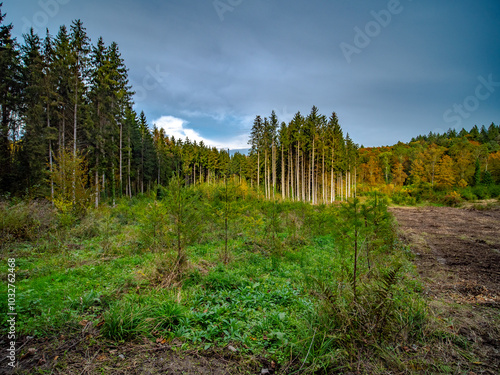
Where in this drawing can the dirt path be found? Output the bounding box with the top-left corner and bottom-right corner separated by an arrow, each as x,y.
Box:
391,206 -> 500,373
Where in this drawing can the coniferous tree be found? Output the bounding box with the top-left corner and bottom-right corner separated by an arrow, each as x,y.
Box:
69,20 -> 90,204
42,29 -> 58,202
0,4 -> 22,192
19,28 -> 46,191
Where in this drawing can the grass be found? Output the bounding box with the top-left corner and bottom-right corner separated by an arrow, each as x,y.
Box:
0,185 -> 478,373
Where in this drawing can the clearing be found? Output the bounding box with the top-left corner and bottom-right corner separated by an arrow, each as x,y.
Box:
391,205 -> 500,374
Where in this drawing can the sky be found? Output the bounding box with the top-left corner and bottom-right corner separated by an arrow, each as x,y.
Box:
3,0 -> 500,150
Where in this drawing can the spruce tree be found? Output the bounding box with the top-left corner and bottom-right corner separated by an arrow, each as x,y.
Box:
19,28 -> 46,191
0,4 -> 22,192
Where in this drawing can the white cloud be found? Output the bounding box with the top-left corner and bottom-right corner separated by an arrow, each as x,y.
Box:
153,115 -> 249,150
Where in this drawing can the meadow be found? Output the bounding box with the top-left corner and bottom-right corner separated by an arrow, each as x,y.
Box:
0,181 -> 484,374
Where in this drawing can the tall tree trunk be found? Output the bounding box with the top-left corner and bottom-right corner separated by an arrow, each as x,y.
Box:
111,135 -> 116,206
330,150 -> 334,203
281,143 -> 284,198
296,142 -> 299,201
119,121 -> 123,196
340,173 -> 343,201
141,135 -> 144,194
264,149 -> 268,199
331,168 -> 334,203
61,113 -> 66,194
322,147 -> 325,204
94,164 -> 98,208
288,147 -> 292,200
257,151 -> 260,195
311,138 -> 315,204
47,104 -> 54,204
272,141 -> 276,197
302,151 -> 305,201
308,152 -> 310,202
354,166 -> 357,198
73,78 -> 78,205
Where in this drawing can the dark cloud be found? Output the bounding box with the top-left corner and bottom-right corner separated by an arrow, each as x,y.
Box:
5,0 -> 500,148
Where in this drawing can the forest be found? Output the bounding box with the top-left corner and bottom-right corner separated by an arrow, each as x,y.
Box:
1,4 -> 499,206
2,6 -> 500,374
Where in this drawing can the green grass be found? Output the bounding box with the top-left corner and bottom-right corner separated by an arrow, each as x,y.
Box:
0,187 -> 464,373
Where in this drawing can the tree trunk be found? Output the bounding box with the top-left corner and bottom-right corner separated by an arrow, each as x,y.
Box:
257,151 -> 260,194
281,143 -> 284,198
73,78 -> 78,205
322,146 -> 325,204
128,135 -> 132,198
296,142 -> 299,201
119,121 -> 123,196
272,141 -> 276,197
311,138 -> 315,204
47,103 -> 54,204
331,168 -> 334,203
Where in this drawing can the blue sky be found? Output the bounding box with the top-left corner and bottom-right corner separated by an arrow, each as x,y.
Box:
3,0 -> 500,149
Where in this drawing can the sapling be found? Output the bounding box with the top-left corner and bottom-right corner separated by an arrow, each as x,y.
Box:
164,174 -> 201,269
339,198 -> 365,301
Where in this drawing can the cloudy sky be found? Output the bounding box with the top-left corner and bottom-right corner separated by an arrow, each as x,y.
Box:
3,0 -> 500,149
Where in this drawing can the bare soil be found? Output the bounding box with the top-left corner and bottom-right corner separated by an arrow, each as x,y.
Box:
391,205 -> 500,373
1,333 -> 270,375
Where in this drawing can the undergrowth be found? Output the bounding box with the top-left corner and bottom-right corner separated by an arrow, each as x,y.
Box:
0,183 -> 473,374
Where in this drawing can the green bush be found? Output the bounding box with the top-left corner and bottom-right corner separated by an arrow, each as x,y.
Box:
488,184 -> 500,198
441,191 -> 462,207
459,187 -> 477,201
0,200 -> 55,242
471,185 -> 489,199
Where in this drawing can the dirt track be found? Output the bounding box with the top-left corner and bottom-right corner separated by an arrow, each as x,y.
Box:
391,206 -> 500,373
391,206 -> 500,301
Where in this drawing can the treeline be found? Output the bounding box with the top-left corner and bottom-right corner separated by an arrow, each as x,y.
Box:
0,6 -> 360,205
358,123 -> 500,190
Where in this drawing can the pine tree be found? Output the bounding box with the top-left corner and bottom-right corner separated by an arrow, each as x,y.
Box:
19,28 -> 46,191
249,115 -> 264,193
0,4 -> 22,191
42,29 -> 58,202
69,19 -> 90,204
53,25 -> 73,161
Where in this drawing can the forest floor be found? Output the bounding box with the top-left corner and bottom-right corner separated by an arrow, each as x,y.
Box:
391,204 -> 500,374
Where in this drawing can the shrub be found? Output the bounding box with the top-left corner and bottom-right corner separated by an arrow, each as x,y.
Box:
471,185 -> 489,199
487,184 -> 500,198
0,200 -> 55,243
441,191 -> 462,207
459,187 -> 477,201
